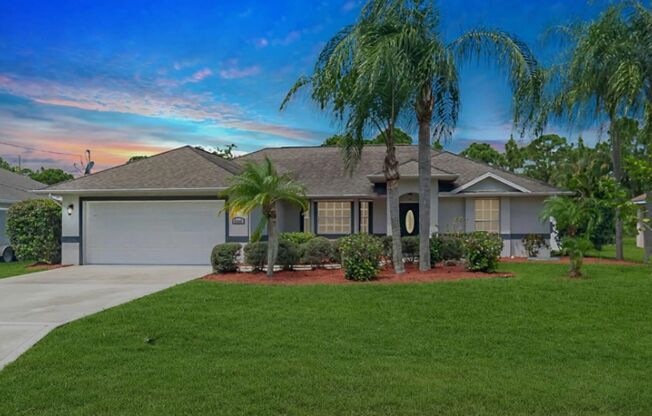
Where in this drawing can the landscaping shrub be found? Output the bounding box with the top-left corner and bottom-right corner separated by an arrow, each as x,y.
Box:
381,235 -> 393,262
401,236 -> 419,263
339,233 -> 382,281
330,238 -> 343,263
279,232 -> 314,246
522,234 -> 547,258
244,241 -> 267,272
210,243 -> 241,273
301,236 -> 333,267
429,235 -> 443,267
438,233 -> 464,261
463,231 -> 503,272
277,240 -> 301,270
7,199 -> 61,263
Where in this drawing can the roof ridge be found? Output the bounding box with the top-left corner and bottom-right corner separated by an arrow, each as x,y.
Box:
187,146 -> 242,175
40,146 -> 205,191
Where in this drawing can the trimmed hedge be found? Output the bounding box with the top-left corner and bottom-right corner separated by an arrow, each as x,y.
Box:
401,236 -> 419,263
211,243 -> 241,273
437,233 -> 464,261
429,236 -> 443,267
301,237 -> 332,267
277,240 -> 301,270
7,199 -> 61,263
463,231 -> 503,272
339,233 -> 382,281
244,241 -> 267,272
279,232 -> 314,246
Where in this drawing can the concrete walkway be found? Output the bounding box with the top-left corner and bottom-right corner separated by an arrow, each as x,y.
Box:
0,265 -> 209,369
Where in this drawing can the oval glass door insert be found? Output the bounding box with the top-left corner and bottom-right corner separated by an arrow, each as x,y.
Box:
405,210 -> 415,234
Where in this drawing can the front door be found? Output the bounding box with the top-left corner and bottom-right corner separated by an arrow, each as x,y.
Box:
399,203 -> 419,236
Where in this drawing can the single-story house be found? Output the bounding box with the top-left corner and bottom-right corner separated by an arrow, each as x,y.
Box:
634,193 -> 648,249
0,169 -> 46,261
34,145 -> 569,265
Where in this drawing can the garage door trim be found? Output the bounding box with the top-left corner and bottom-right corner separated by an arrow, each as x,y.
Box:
79,196 -> 230,265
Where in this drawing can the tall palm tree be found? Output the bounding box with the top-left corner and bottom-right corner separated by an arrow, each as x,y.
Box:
281,4 -> 416,273
220,157 -> 308,277
541,5 -> 641,260
283,0 -> 541,272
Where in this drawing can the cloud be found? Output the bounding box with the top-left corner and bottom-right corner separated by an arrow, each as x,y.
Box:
187,68 -> 213,83
341,0 -> 356,12
218,61 -> 261,79
254,37 -> 269,48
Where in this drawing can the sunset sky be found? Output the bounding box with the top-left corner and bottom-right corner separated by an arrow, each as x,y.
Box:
0,0 -> 609,173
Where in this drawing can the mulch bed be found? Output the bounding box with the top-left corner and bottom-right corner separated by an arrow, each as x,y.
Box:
26,263 -> 71,271
501,257 -> 642,266
203,263 -> 513,285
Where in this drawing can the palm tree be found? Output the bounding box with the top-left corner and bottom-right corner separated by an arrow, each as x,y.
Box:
281,3 -> 416,273
539,4 -> 645,260
283,0 -> 541,272
220,157 -> 308,277
541,196 -> 601,277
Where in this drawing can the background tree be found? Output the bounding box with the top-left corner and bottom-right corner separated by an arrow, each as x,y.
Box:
522,134 -> 570,183
504,135 -> 524,172
127,155 -> 149,164
220,157 -> 307,277
321,128 -> 413,146
29,168 -> 74,185
459,143 -> 507,168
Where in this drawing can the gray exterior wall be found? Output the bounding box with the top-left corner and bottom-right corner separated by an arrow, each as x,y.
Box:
437,198 -> 465,233
508,197 -> 551,257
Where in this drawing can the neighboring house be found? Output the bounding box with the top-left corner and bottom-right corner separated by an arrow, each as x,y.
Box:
34,145 -> 569,266
633,193 -> 647,249
0,169 -> 46,261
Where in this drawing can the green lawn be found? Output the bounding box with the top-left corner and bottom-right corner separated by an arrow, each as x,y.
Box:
0,261 -> 37,279
1,263 -> 651,415
586,236 -> 646,263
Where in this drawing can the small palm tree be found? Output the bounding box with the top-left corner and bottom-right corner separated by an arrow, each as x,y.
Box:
541,196 -> 601,277
221,157 -> 308,277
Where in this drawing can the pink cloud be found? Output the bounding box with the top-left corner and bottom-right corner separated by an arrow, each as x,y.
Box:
187,67 -> 213,83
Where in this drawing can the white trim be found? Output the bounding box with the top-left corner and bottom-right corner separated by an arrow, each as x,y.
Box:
450,172 -> 531,194
32,187 -> 227,195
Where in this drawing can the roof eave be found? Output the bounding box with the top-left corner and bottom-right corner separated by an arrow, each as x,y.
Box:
366,174 -> 459,183
439,191 -> 574,198
32,187 -> 228,196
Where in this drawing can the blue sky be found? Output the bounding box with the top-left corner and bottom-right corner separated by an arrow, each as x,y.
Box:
0,0 -> 611,172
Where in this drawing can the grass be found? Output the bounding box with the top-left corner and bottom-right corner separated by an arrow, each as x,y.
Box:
586,236 -> 646,263
1,262 -> 651,415
0,261 -> 37,279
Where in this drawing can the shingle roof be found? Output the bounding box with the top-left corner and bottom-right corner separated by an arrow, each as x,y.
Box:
431,151 -> 563,193
40,144 -> 566,196
41,146 -> 241,192
0,169 -> 45,202
238,145 -> 565,196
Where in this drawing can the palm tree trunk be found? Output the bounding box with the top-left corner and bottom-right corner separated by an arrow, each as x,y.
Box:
385,142 -> 405,274
610,115 -> 624,260
266,209 -> 278,277
416,86 -> 434,271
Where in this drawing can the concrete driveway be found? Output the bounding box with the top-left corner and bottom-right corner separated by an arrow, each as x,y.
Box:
0,265 -> 209,369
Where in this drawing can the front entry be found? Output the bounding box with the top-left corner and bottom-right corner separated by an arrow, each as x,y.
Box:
399,203 -> 419,236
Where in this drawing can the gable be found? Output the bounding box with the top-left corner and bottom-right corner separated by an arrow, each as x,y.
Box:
451,173 -> 530,194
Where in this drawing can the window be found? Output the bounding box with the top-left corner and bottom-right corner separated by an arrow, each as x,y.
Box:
359,201 -> 371,234
317,201 -> 352,235
475,198 -> 500,233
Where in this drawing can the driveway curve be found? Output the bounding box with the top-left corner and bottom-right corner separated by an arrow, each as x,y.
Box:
0,265 -> 208,369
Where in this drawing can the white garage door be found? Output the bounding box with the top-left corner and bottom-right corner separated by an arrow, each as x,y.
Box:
83,200 -> 226,265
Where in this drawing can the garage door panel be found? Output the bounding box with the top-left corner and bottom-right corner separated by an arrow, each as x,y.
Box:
83,200 -> 225,265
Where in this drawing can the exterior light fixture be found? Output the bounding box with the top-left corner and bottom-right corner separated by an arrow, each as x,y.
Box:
67,204 -> 74,216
